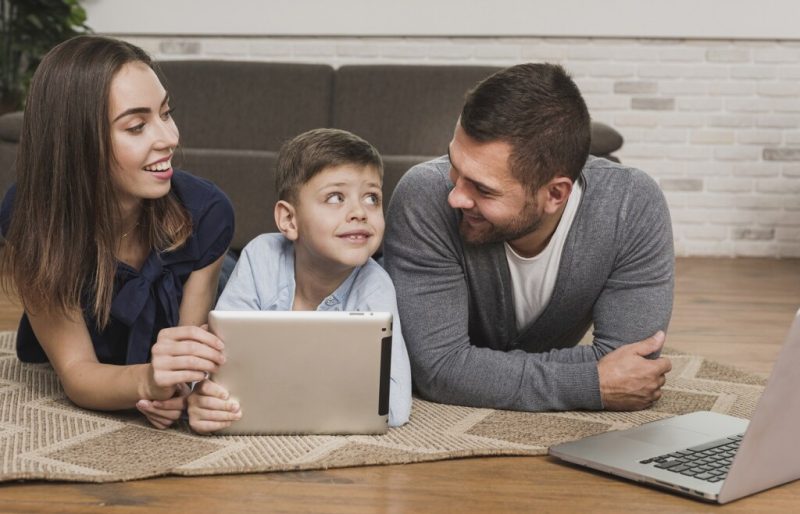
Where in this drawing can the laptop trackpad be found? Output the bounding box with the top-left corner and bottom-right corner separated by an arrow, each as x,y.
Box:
624,425 -> 708,447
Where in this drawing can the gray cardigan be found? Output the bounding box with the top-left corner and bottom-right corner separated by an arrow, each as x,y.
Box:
384,156 -> 674,411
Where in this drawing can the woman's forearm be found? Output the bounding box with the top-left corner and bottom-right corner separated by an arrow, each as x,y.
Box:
57,360 -> 165,410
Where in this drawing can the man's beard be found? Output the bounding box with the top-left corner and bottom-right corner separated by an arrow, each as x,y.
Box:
458,198 -> 542,246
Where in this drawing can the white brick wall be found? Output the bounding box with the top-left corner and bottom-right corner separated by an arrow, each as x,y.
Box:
119,35 -> 800,258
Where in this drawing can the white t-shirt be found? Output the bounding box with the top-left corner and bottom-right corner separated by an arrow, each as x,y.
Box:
505,178 -> 584,331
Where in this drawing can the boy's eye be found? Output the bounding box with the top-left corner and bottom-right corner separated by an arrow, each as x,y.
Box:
365,193 -> 381,206
325,192 -> 344,204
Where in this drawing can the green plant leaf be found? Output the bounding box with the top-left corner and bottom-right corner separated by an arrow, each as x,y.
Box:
1,0 -> 92,110
25,14 -> 43,31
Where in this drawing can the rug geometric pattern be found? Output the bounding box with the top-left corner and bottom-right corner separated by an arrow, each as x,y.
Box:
0,332 -> 766,483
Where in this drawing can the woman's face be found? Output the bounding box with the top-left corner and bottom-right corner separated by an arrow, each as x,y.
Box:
107,61 -> 179,212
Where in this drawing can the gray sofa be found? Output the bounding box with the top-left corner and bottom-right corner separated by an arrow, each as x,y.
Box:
0,62 -> 623,250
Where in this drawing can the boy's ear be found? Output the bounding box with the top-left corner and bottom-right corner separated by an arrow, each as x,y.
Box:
275,200 -> 299,241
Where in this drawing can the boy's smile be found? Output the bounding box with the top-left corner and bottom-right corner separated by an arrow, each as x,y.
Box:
337,228 -> 374,242
286,164 -> 384,277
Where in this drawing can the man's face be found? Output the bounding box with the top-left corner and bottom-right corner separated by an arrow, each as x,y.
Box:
447,124 -> 543,246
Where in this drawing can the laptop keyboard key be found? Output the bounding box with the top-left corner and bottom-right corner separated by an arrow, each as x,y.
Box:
640,433 -> 744,484
641,433 -> 744,482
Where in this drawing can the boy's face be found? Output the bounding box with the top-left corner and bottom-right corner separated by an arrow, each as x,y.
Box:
291,164 -> 384,273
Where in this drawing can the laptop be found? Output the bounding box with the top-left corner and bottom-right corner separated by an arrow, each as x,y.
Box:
208,310 -> 393,436
549,308 -> 800,503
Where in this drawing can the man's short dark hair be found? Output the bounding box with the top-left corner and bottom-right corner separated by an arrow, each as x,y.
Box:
276,128 -> 384,202
460,63 -> 591,192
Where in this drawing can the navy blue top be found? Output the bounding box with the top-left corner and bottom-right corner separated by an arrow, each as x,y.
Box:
0,170 -> 235,365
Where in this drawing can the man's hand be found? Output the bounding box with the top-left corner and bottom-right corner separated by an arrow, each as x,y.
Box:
598,331 -> 672,411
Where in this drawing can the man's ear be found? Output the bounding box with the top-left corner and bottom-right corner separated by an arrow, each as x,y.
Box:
275,200 -> 299,241
542,176 -> 574,215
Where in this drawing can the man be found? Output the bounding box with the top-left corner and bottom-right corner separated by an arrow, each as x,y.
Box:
384,63 -> 673,412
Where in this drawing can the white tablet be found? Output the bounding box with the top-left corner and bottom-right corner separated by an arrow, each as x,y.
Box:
208,310 -> 392,435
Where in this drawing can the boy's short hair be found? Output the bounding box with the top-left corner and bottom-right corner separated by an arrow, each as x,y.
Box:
275,128 -> 384,202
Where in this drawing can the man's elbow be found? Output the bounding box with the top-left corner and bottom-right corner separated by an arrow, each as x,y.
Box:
410,365 -> 459,405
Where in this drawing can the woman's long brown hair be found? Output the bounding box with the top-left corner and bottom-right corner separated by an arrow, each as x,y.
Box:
1,36 -> 192,329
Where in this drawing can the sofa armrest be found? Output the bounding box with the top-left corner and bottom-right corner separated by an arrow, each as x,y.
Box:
589,121 -> 623,158
0,111 -> 23,144
0,113 -> 21,219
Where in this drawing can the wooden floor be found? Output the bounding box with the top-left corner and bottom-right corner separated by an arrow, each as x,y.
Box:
0,257 -> 798,513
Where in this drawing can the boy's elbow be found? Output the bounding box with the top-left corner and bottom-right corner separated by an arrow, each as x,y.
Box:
388,404 -> 411,427
387,378 -> 412,427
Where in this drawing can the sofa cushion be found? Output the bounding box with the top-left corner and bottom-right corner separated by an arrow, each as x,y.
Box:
382,155 -> 436,206
333,65 -> 502,157
177,148 -> 278,250
158,61 -> 334,151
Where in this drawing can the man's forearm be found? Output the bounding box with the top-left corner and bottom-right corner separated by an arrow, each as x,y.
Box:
408,338 -> 603,410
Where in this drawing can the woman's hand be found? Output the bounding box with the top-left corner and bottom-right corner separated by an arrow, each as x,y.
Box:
146,325 -> 226,400
136,382 -> 190,429
187,379 -> 242,434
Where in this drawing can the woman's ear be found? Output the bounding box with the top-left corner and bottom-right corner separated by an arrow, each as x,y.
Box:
275,200 -> 299,241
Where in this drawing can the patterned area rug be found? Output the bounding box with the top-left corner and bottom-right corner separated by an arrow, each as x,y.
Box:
0,331 -> 765,483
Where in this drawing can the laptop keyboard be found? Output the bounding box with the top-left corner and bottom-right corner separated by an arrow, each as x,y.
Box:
639,433 -> 744,483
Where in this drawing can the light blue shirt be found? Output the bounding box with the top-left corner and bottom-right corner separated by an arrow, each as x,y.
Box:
216,233 -> 412,426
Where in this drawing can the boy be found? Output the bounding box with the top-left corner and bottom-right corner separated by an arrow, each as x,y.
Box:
187,128 -> 412,434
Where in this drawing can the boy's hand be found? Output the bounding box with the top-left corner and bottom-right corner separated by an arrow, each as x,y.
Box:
187,379 -> 242,434
137,382 -> 190,429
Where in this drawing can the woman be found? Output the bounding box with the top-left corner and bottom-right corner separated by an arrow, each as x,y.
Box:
0,36 -> 235,429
